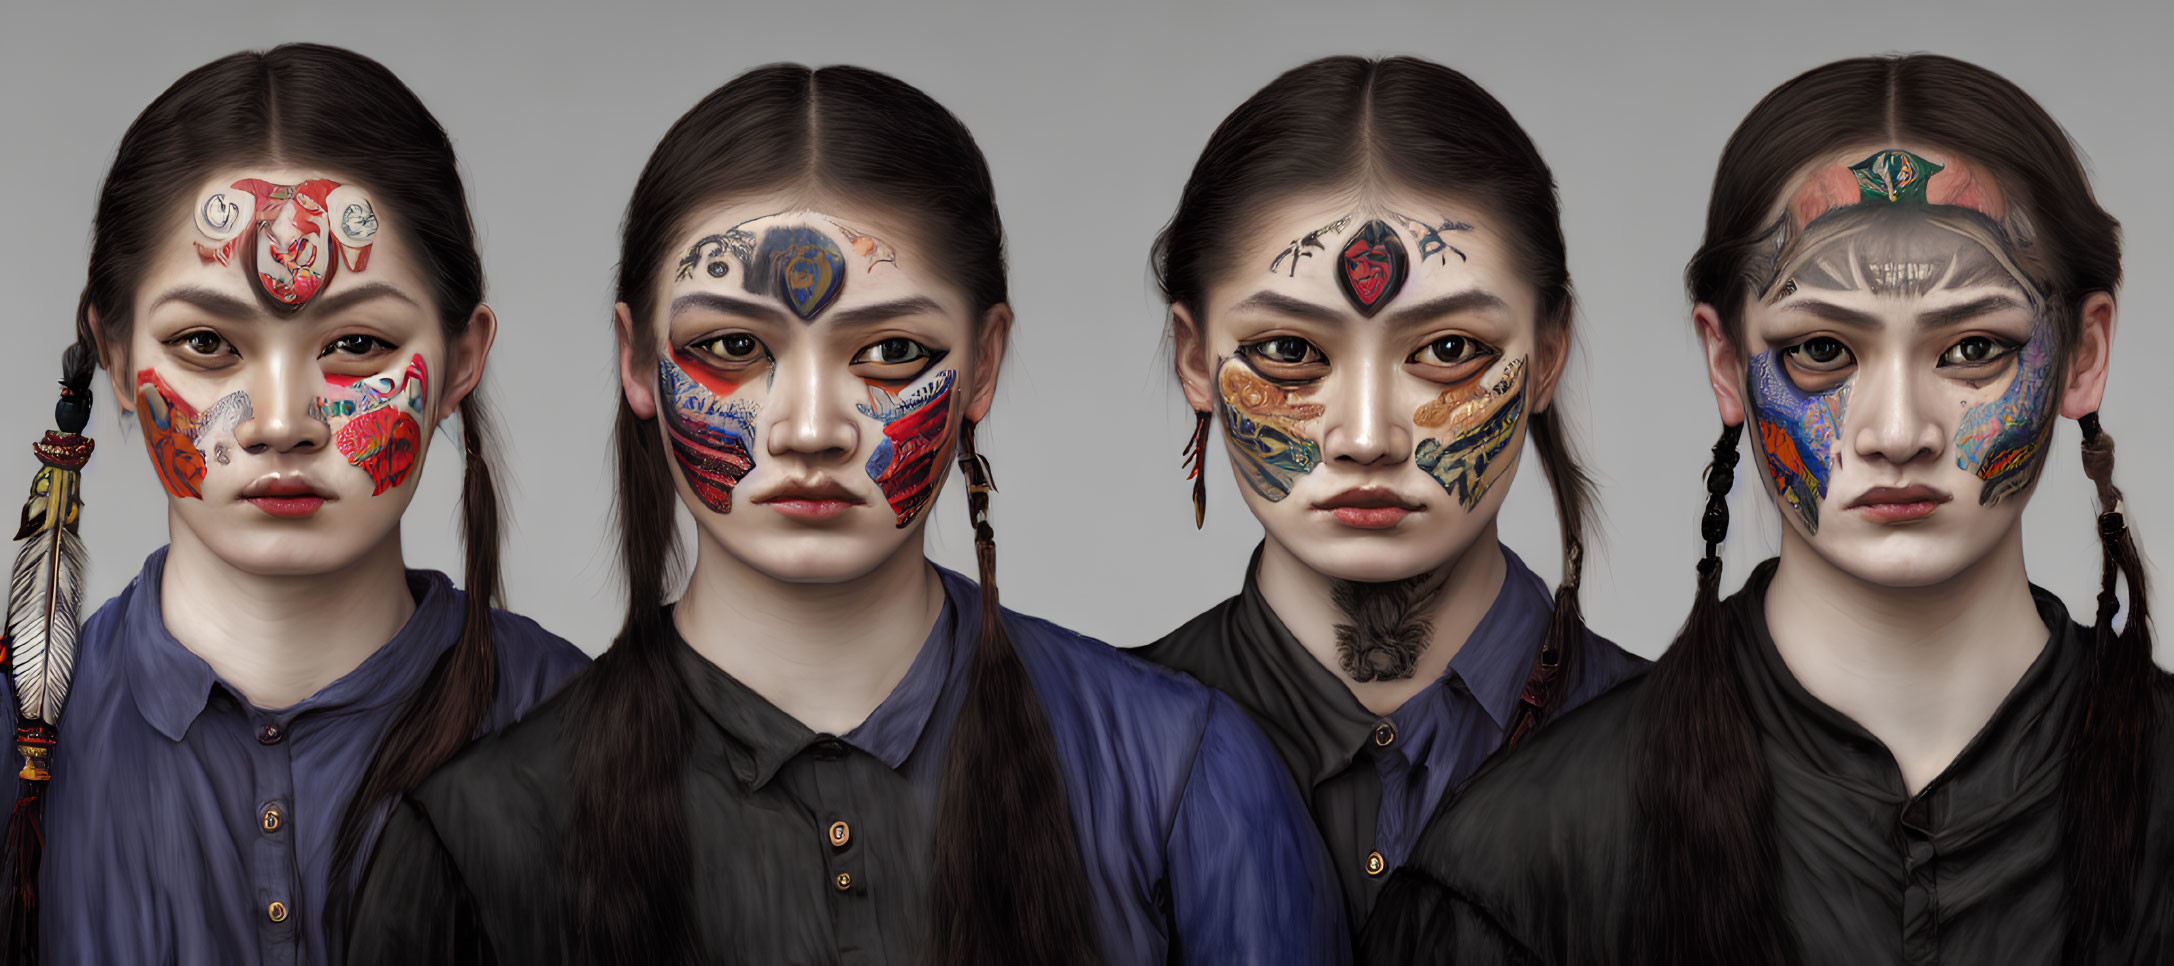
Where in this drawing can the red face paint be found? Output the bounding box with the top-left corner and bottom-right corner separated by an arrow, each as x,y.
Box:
319,354 -> 428,495
135,369 -> 205,500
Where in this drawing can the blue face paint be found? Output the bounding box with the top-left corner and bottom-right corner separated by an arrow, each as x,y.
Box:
1954,325 -> 2058,506
1747,349 -> 1852,534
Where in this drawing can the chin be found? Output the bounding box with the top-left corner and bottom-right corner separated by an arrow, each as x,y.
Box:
1808,537 -> 1989,590
709,522 -> 915,585
175,502 -> 395,579
1269,518 -> 1481,585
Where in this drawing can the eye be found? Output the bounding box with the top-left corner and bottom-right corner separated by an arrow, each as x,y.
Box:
1408,334 -> 1497,369
321,333 -> 397,359
168,330 -> 233,358
689,332 -> 767,363
1940,335 -> 2016,368
850,337 -> 946,383
1239,336 -> 1329,381
1782,336 -> 1854,372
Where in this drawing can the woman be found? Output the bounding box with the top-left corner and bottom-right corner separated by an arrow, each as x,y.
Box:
1362,54 -> 2165,965
0,44 -> 588,965
1137,55 -> 1647,929
347,63 -> 1344,965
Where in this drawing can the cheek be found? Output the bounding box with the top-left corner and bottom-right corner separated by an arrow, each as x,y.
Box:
657,357 -> 758,514
1412,356 -> 1528,510
135,369 -> 207,501
1746,350 -> 1851,535
321,354 -> 430,496
1216,357 -> 1325,502
857,368 -> 957,528
1953,328 -> 2059,507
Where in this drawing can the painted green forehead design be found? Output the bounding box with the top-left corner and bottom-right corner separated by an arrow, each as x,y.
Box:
1851,150 -> 1943,204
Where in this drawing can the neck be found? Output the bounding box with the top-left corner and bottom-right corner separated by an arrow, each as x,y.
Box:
676,531 -> 943,735
161,514 -> 418,710
1765,522 -> 2047,794
1257,523 -> 1508,716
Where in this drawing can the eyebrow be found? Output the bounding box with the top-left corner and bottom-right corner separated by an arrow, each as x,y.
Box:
1773,298 -> 1881,329
1916,295 -> 2031,331
670,292 -> 786,325
1227,291 -> 1345,324
1386,290 -> 1510,326
824,296 -> 947,330
307,282 -> 422,317
147,286 -> 255,321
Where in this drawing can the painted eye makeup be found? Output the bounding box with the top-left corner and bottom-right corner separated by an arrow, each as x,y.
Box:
849,337 -> 947,385
1406,334 -> 1500,382
1780,336 -> 1855,392
1938,335 -> 2019,369
1239,336 -> 1330,382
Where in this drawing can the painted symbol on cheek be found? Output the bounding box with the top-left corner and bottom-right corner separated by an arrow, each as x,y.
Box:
1955,325 -> 2057,506
657,352 -> 757,514
133,369 -> 252,501
1337,219 -> 1409,317
317,354 -> 428,496
1747,350 -> 1851,535
858,368 -> 956,528
1216,357 -> 1325,502
1413,357 -> 1528,510
745,227 -> 847,321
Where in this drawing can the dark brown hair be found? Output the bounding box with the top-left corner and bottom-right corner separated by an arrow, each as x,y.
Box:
1645,53 -> 2149,963
1150,55 -> 1595,733
567,63 -> 1099,964
59,43 -> 502,944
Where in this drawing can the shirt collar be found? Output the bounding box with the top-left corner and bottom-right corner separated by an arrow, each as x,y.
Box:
122,546 -> 462,741
673,564 -> 966,791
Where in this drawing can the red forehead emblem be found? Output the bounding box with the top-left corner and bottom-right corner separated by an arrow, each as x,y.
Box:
1337,219 -> 1409,317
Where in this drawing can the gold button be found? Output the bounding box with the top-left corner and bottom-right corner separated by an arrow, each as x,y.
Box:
1365,851 -> 1386,876
267,901 -> 289,923
1372,722 -> 1396,747
828,820 -> 851,848
258,724 -> 283,745
262,806 -> 282,833
834,872 -> 853,891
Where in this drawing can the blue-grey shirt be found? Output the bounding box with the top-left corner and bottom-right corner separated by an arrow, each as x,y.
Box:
1137,543 -> 1650,926
349,564 -> 1350,965
16,548 -> 589,966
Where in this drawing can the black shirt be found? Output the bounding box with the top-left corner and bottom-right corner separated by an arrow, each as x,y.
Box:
1138,544 -> 1648,926
1361,560 -> 2174,965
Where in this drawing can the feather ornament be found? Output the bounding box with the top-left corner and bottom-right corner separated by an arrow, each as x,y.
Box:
4,433 -> 94,733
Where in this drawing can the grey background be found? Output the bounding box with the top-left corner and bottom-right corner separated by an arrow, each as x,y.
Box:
4,0 -> 2165,659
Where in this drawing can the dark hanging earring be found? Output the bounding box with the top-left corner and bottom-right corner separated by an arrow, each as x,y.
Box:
1180,410 -> 1211,529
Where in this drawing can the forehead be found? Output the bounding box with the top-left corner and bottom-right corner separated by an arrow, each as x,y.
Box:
1215,194 -> 1528,316
137,167 -> 433,320
660,204 -> 969,323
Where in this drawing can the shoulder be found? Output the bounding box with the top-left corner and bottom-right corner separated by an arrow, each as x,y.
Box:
1130,596 -> 1241,674
432,584 -> 591,721
1566,626 -> 1653,707
411,675 -> 587,841
1005,606 -> 1220,731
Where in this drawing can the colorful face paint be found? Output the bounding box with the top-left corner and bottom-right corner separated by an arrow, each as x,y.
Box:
747,227 -> 847,321
134,370 -> 252,500
313,354 -> 428,496
1747,350 -> 1851,534
1955,325 -> 2058,506
1269,215 -> 1354,277
1336,219 -> 1410,317
1216,356 -> 1325,502
673,224 -> 761,282
1388,212 -> 1472,264
190,178 -> 379,308
657,351 -> 758,513
1412,356 -> 1527,509
857,367 -> 956,527
832,222 -> 899,273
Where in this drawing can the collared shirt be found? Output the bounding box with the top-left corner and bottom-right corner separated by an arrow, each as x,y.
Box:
1365,560 -> 2174,965
349,564 -> 1349,965
20,547 -> 589,966
1137,543 -> 1648,925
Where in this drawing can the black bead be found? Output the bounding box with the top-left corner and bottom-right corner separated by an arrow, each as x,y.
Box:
1706,467 -> 1735,495
55,395 -> 91,434
1701,503 -> 1730,544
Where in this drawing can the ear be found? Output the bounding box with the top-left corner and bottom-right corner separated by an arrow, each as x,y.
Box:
434,303 -> 499,421
2058,291 -> 2117,419
963,303 -> 1013,423
1528,318 -> 1572,415
1171,303 -> 1214,414
1694,303 -> 1747,426
617,302 -> 657,420
91,307 -> 137,415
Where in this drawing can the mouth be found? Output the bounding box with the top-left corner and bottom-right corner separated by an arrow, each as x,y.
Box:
1845,484 -> 1953,525
1311,487 -> 1426,530
752,480 -> 867,522
239,476 -> 333,520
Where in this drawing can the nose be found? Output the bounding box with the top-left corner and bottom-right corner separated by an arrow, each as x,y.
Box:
1319,355 -> 1410,467
230,353 -> 331,455
763,350 -> 860,463
1846,355 -> 1946,469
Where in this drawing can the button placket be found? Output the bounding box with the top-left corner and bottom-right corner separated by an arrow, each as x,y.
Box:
248,711 -> 301,965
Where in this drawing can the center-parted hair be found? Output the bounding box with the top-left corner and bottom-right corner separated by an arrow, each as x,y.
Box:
1150,55 -> 1595,737
1646,53 -> 2150,964
572,63 -> 1101,965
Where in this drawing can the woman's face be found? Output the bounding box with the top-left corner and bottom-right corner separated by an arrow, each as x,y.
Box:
1175,195 -> 1557,584
1707,146 -> 2096,588
622,205 -> 1001,585
115,168 -> 485,578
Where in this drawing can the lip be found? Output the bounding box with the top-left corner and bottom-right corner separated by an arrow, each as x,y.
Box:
1846,485 -> 1952,524
752,480 -> 866,521
239,476 -> 332,518
1312,487 -> 1424,530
